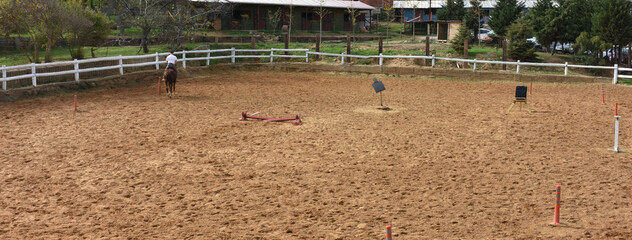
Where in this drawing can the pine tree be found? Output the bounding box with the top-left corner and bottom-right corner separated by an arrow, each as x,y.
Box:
464,0 -> 482,43
593,0 -> 632,63
488,0 -> 524,37
450,23 -> 472,54
506,18 -> 537,61
437,0 -> 466,21
593,0 -> 632,48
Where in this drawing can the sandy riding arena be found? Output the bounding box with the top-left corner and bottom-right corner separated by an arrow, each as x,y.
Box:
1,70 -> 631,239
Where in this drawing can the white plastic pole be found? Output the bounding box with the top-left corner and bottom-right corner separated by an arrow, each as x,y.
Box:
1,65 -> 6,90
341,52 -> 345,65
74,59 -> 80,81
231,47 -> 236,63
31,63 -> 36,87
206,51 -> 211,66
379,53 -> 383,66
609,116 -> 624,153
564,62 -> 568,76
516,60 -> 520,73
613,64 -> 619,84
473,59 -> 477,71
182,51 -> 187,69
431,54 -> 435,67
155,52 -> 160,70
119,55 -> 124,75
305,51 -> 309,63
270,48 -> 274,63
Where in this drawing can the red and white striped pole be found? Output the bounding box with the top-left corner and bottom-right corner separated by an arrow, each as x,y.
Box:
386,225 -> 392,240
550,185 -> 561,226
74,94 -> 77,111
530,80 -> 533,95
601,84 -> 605,104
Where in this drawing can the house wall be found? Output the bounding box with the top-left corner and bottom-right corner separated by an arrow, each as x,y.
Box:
220,5 -> 364,32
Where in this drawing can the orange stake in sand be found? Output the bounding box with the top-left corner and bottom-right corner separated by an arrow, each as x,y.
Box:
386,226 -> 392,240
74,95 -> 77,111
530,81 -> 532,95
550,185 -> 561,226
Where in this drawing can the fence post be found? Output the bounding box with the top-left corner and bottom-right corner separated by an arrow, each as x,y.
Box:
119,55 -> 124,75
305,50 -> 309,63
182,51 -> 187,69
379,53 -> 383,66
613,64 -> 618,84
155,52 -> 160,70
270,48 -> 274,63
231,47 -> 236,64
564,62 -> 568,76
206,51 -> 211,66
516,60 -> 520,73
31,63 -> 36,87
431,54 -> 435,67
473,59 -> 477,71
74,59 -> 80,81
1,65 -> 6,90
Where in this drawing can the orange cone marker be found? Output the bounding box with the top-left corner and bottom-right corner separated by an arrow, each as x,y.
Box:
550,185 -> 561,226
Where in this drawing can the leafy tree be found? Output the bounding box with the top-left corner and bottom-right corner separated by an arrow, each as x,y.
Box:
63,0 -> 113,59
592,0 -> 632,63
450,23 -> 471,55
506,18 -> 536,61
488,0 -> 524,37
574,32 -> 609,56
0,0 -> 67,63
437,0 -> 466,21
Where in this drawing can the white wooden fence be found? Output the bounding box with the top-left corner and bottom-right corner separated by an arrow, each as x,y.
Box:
1,48 -> 628,90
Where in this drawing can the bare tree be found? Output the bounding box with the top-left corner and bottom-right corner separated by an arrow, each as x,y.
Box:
287,0 -> 294,47
314,0 -> 330,46
161,0 -> 231,50
267,7 -> 282,35
382,0 -> 395,38
346,3 -> 361,41
110,0 -> 167,53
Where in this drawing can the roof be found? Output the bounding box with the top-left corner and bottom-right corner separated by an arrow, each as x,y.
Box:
393,0 -> 537,9
191,0 -> 376,10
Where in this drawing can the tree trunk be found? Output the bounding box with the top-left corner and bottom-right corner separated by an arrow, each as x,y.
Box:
45,38 -> 53,63
142,27 -> 150,53
551,41 -> 557,56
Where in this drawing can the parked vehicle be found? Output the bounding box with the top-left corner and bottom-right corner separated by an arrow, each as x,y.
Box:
478,28 -> 494,44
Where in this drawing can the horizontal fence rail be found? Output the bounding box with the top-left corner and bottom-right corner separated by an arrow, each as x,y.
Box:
0,48 -> 625,90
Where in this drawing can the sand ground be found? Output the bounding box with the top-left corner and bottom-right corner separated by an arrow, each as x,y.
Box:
0,70 -> 631,239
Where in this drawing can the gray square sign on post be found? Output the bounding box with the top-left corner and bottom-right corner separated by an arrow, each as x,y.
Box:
372,78 -> 386,93
372,78 -> 389,110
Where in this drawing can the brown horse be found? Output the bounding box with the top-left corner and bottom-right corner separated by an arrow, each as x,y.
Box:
163,68 -> 177,97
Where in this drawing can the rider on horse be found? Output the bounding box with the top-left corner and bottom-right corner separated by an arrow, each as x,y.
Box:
166,51 -> 177,76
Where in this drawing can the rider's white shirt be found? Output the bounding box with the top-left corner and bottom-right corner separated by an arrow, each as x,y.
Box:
166,54 -> 177,64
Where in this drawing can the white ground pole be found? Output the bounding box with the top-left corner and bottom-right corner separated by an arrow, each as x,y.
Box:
609,116 -> 625,153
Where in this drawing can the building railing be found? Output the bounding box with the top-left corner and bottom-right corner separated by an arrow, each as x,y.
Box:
1,48 -> 627,90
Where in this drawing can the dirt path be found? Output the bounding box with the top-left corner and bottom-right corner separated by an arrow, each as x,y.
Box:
1,71 -> 630,239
